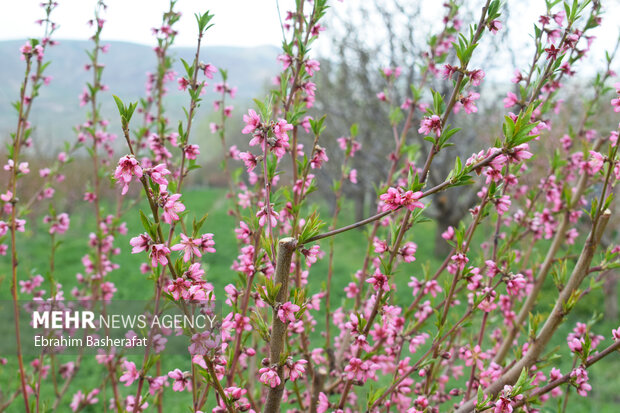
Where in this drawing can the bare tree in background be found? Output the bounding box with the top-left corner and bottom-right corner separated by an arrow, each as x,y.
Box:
313,0 -> 510,256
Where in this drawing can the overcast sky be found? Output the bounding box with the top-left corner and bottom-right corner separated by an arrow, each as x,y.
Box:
0,0 -> 297,47
0,0 -> 618,72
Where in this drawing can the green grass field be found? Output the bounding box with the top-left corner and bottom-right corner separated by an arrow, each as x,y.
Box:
0,186 -> 618,412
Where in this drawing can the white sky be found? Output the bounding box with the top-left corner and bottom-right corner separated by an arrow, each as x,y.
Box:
0,0 -> 618,71
0,0 -> 296,47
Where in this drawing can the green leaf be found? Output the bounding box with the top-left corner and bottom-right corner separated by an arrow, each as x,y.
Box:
139,210 -> 156,239
112,95 -> 125,117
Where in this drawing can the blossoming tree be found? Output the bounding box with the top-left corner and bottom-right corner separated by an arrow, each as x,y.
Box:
2,0 -> 620,412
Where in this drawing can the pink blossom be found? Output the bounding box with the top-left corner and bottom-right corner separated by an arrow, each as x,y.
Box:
379,187 -> 424,212
278,301 -> 300,324
177,77 -> 190,91
167,277 -> 191,300
130,233 -> 151,254
373,238 -> 388,254
489,20 -> 502,34
423,280 -> 442,297
503,92 -> 519,108
442,226 -> 455,240
257,205 -> 279,227
19,274 -> 44,294
1,191 -> 13,202
451,253 -> 469,271
301,244 -> 321,266
348,169 -> 358,183
509,143 -> 533,163
344,282 -> 360,298
443,64 -> 457,79
70,389 -> 99,412
184,144 -> 200,160
288,359 -> 307,381
398,242 -> 416,263
612,95 -> 620,112
570,367 -> 591,396
203,63 -> 217,78
545,44 -> 560,60
168,369 -> 192,392
239,151 -> 258,172
344,358 -> 378,383
367,271 -> 389,292
148,375 -> 168,396
495,195 -> 511,215
486,260 -> 501,278
235,221 -> 252,243
458,92 -> 480,114
277,54 -> 292,70
188,331 -> 219,356
147,163 -> 170,186
494,395 -> 513,413
149,243 -> 171,267
401,190 -> 424,211
506,273 -> 526,295
380,187 -> 402,211
15,219 -> 26,232
242,109 -> 261,134
125,395 -> 148,412
310,146 -> 329,169
114,155 -> 143,195
259,367 -> 281,388
171,233 -> 202,262
585,151 -> 605,175
469,69 -> 485,86
162,193 -> 185,223
305,59 -> 320,76
418,115 -> 442,136
119,361 -> 139,386
199,233 -> 216,253
47,213 -> 70,234
317,392 -> 329,413
568,337 -> 583,353
273,118 -> 293,141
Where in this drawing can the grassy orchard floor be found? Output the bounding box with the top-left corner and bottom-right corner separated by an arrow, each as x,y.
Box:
0,187 -> 618,411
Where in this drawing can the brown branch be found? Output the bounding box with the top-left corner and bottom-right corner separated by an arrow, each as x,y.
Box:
455,209 -> 611,413
506,339 -> 620,411
263,238 -> 297,413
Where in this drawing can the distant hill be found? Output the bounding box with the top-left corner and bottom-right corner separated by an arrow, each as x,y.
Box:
0,40 -> 280,148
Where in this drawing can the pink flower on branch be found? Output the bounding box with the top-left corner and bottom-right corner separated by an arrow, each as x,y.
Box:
418,115 -> 442,137
259,367 -> 281,388
114,155 -> 143,195
167,277 -> 191,300
287,359 -> 307,381
257,205 -> 279,228
367,271 -> 390,292
379,187 -> 424,212
171,233 -> 202,262
161,193 -> 185,224
149,243 -> 171,267
242,109 -> 261,134
277,301 -> 300,324
130,233 -> 152,254
119,361 -> 139,386
168,369 -> 192,392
